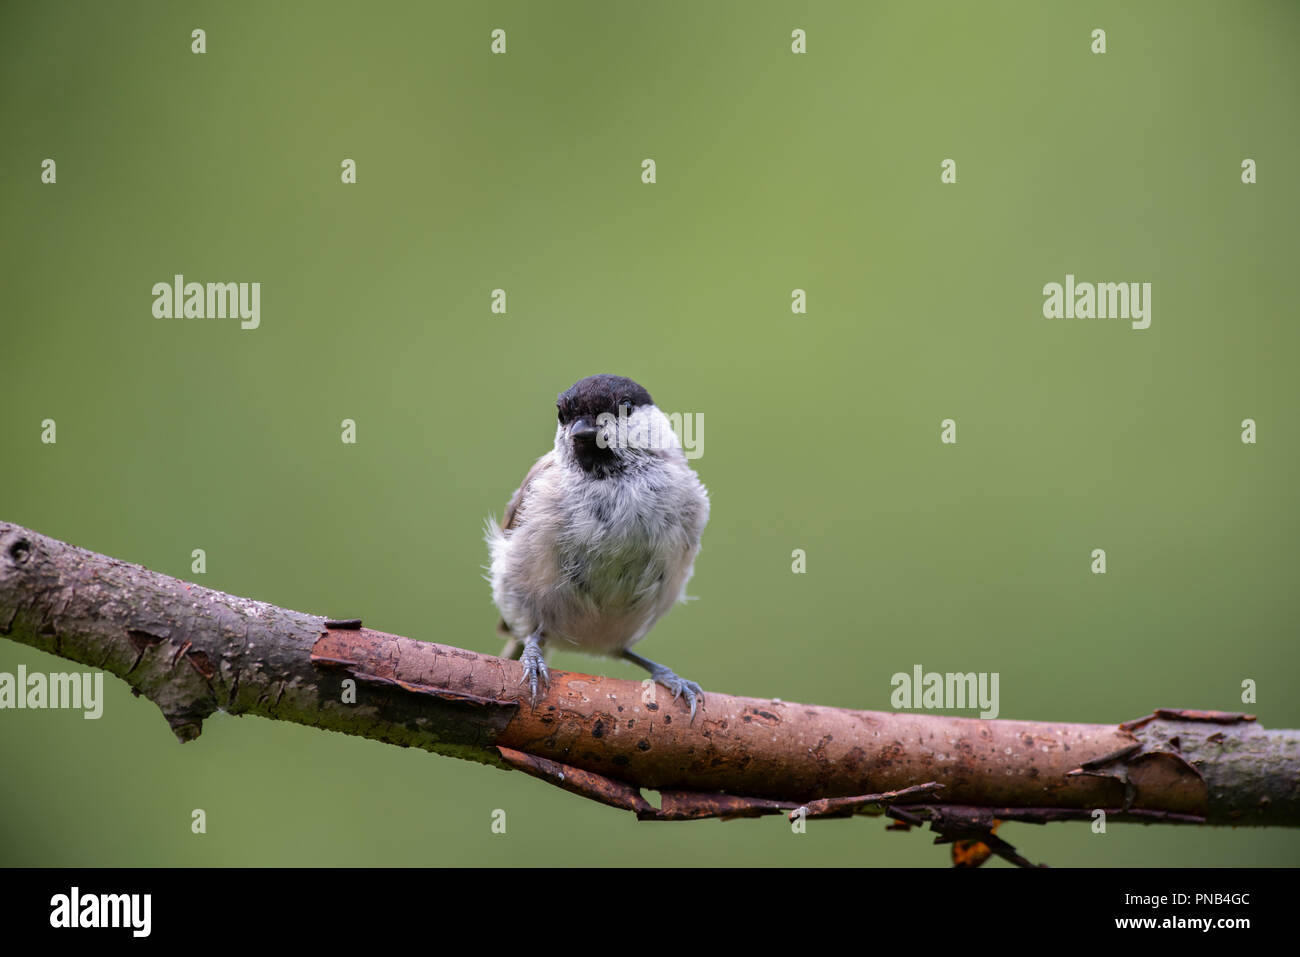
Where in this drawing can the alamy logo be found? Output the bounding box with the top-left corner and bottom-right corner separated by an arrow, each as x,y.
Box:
0,666 -> 103,718
50,887 -> 151,937
1042,274 -> 1151,330
595,408 -> 704,459
152,274 -> 260,329
891,664 -> 1000,719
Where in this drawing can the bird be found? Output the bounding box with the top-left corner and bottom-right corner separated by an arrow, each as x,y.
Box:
486,374 -> 710,719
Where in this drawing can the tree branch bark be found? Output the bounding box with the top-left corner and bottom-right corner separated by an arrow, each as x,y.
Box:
3,521 -> 1297,856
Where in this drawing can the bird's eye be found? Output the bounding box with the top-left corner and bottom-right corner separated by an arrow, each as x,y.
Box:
618,397 -> 633,413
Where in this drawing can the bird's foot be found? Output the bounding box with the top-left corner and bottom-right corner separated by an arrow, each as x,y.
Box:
649,666 -> 703,723
518,634 -> 549,708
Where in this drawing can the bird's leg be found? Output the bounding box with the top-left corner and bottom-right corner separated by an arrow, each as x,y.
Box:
518,631 -> 549,708
621,649 -> 703,722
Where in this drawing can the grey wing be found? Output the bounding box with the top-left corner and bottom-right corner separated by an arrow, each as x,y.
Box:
502,454 -> 554,533
497,454 -> 555,658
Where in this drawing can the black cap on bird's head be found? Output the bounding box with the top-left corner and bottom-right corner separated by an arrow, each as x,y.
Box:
556,374 -> 652,425
556,374 -> 654,475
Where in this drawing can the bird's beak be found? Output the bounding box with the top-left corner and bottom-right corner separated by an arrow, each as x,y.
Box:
569,417 -> 599,443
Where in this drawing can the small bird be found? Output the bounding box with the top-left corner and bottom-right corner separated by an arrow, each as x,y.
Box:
487,374 -> 710,718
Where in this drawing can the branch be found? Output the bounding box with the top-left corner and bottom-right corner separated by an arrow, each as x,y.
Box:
3,521 -> 1297,861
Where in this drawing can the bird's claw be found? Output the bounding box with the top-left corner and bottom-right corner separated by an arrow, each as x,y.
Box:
519,643 -> 549,708
653,669 -> 703,723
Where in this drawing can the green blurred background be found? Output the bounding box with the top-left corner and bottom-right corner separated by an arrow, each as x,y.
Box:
2,0 -> 1297,866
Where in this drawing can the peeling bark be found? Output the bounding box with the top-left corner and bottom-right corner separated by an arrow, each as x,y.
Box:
2,521 -> 1297,839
